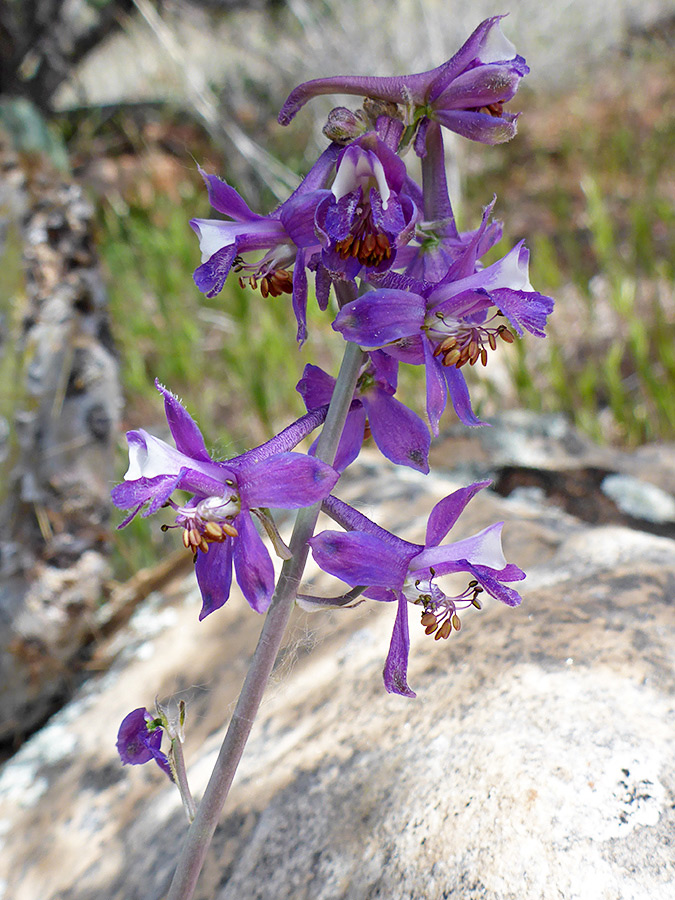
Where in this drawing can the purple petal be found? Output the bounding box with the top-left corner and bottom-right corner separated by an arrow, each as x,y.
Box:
196,540 -> 233,620
155,381 -> 210,462
420,122 -> 457,223
232,511 -> 275,613
490,287 -> 554,338
236,452 -> 339,509
332,290 -> 425,347
464,563 -> 523,607
362,388 -> 430,474
425,481 -> 491,547
111,473 -> 180,512
444,366 -> 486,427
370,190 -> 407,244
310,530 -> 411,588
117,708 -> 157,765
383,593 -> 416,698
193,242 -> 239,298
198,166 -> 262,221
143,472 -> 184,516
315,263 -> 332,310
231,408 -> 329,465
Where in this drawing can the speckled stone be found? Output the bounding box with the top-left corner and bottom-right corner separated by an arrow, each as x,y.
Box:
1,456 -> 674,900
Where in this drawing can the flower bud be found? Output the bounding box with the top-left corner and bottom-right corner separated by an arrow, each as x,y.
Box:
322,107 -> 368,144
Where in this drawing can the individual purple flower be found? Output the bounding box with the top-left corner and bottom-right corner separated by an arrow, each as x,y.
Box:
116,708 -> 172,778
112,382 -> 339,619
308,483 -> 525,697
190,146 -> 338,342
314,132 -> 418,279
297,351 -> 430,473
279,16 -> 529,152
333,240 -> 554,433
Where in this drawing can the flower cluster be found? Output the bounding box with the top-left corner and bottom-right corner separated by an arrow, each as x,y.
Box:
115,15 -> 552,777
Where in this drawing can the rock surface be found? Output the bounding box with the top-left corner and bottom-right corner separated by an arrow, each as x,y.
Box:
1,421 -> 674,900
0,132 -> 122,744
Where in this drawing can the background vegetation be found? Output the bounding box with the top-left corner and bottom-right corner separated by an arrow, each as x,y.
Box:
6,3 -> 673,577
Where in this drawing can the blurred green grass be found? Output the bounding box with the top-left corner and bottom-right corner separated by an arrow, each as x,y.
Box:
83,41 -> 673,578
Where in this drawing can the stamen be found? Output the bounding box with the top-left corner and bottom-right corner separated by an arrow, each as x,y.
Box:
426,312 -> 516,369
334,207 -> 392,268
478,101 -> 505,117
415,577 -> 483,643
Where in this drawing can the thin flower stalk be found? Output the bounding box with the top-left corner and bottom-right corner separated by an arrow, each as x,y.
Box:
165,339 -> 365,900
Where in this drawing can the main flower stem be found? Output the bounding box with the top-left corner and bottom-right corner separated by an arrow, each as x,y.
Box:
165,338 -> 364,900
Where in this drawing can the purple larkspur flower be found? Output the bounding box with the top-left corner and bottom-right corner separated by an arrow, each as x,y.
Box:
308,483 -> 525,697
297,351 -> 430,473
315,133 -> 418,279
190,146 -> 338,342
116,708 -> 172,778
279,17 -> 529,152
112,382 -> 339,618
333,240 -> 554,433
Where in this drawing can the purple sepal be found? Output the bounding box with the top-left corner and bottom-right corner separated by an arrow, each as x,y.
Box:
156,380 -> 211,462
425,481 -> 491,546
362,388 -> 430,474
331,406 -> 367,472
232,510 -> 275,613
369,349 -> 398,391
280,189 -> 331,248
196,540 -> 234,620
309,530 -> 413,588
297,364 -> 335,408
433,108 -> 520,145
444,366 -> 486,427
383,593 -> 416,698
236,452 -> 339,509
376,114 -> 404,149
332,290 -> 425,347
198,166 -> 262,221
423,338 -> 448,436
292,250 -> 309,345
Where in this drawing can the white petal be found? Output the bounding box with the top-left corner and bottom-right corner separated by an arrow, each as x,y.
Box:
331,154 -> 359,202
410,523 -> 507,571
478,21 -> 517,64
124,430 -> 190,480
430,241 -> 533,303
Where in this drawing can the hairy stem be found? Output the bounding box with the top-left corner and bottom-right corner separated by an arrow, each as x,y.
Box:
165,338 -> 364,900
